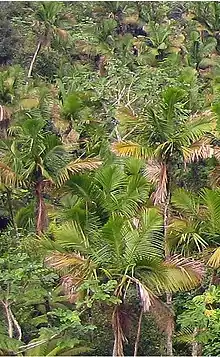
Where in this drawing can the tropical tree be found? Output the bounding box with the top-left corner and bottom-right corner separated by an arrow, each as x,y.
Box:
43,185 -> 204,356
0,115 -> 101,234
111,86 -> 214,355
27,1 -> 69,79
169,187 -> 220,275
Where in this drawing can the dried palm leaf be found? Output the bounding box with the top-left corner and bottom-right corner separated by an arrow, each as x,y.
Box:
55,27 -> 68,41
112,306 -> 127,357
45,251 -> 88,272
207,247 -> 220,269
144,160 -> 167,204
183,137 -> 214,163
0,162 -> 20,187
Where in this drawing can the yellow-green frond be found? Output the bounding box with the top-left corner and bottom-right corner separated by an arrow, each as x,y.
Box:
207,247 -> 220,268
112,141 -> 152,159
163,255 -> 204,291
57,158 -> 102,186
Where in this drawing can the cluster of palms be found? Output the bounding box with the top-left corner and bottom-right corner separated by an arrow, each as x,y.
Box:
2,1 -> 220,356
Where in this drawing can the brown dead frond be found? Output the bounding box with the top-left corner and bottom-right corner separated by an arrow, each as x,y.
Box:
0,162 -> 20,187
112,306 -> 127,357
55,28 -> 68,41
149,295 -> 174,334
45,251 -> 88,272
183,137 -> 214,163
144,160 -> 167,204
61,275 -> 79,303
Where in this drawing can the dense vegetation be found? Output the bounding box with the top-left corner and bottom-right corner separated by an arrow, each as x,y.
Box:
1,1 -> 220,356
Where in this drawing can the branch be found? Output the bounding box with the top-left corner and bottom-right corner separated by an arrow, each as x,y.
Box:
1,300 -> 13,338
9,306 -> 22,341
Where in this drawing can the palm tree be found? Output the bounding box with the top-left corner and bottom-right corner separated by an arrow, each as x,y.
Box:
111,86 -> 214,355
0,116 -> 101,235
43,164 -> 204,356
169,187 -> 220,274
27,2 -> 68,79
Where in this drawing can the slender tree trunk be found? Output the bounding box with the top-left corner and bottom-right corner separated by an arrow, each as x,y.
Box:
6,188 -> 17,232
166,292 -> 173,357
9,306 -> 22,340
35,179 -> 48,235
27,41 -> 42,79
164,164 -> 174,357
192,327 -> 202,357
210,269 -> 219,286
112,306 -> 125,357
1,300 -> 13,338
134,308 -> 143,357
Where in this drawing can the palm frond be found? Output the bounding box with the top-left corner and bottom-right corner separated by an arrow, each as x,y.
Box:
168,218 -> 208,254
45,251 -> 89,272
0,162 -> 20,187
144,161 -> 167,204
112,141 -> 153,160
163,255 -> 204,291
171,188 -> 200,215
53,221 -> 88,251
207,247 -> 220,268
112,306 -> 126,357
201,188 -> 220,233
124,208 -> 163,264
57,158 -> 102,186
183,137 -> 214,163
180,111 -> 214,146
45,251 -> 94,295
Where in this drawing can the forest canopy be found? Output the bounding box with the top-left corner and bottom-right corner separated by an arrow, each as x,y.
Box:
1,1 -> 220,356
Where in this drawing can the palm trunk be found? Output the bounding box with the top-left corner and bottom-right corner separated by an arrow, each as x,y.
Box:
210,269 -> 219,286
112,306 -> 125,357
164,164 -> 174,356
9,306 -> 22,340
1,300 -> 13,338
27,41 -> 42,79
134,308 -> 143,357
192,328 -> 201,357
35,179 -> 48,235
166,292 -> 173,357
6,188 -> 17,233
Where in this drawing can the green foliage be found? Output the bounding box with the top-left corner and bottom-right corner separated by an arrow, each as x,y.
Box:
177,286 -> 220,355
1,2 -> 220,356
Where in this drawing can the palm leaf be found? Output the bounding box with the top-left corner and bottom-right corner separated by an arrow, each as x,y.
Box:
207,247 -> 220,268
183,137 -> 214,163
163,255 -> 204,291
112,141 -> 153,160
112,306 -> 126,357
144,161 -> 167,204
124,208 -> 163,264
201,188 -> 220,233
171,188 -> 200,215
0,162 -> 20,187
53,221 -> 88,251
57,158 -> 102,186
179,111 -> 214,147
